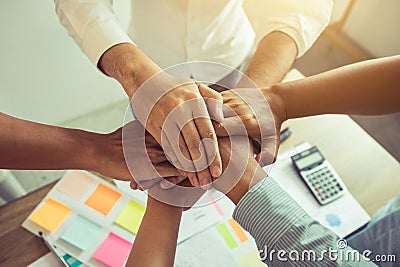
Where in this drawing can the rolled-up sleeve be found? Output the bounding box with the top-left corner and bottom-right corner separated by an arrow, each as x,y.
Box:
251,0 -> 333,57
54,0 -> 134,66
233,177 -> 376,266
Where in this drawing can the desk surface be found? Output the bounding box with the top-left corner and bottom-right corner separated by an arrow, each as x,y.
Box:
0,182 -> 53,266
279,114 -> 400,216
1,118 -> 399,266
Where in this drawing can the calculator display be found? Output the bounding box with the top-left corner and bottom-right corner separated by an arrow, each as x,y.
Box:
295,152 -> 323,170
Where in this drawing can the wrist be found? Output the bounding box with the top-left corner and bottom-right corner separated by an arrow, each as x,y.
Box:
263,84 -> 287,123
226,178 -> 251,205
226,165 -> 267,205
98,43 -> 162,97
146,196 -> 184,215
67,129 -> 101,172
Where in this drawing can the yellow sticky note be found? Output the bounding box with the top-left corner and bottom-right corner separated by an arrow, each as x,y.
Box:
238,249 -> 267,267
114,200 -> 146,234
228,218 -> 249,243
29,198 -> 71,232
85,184 -> 121,216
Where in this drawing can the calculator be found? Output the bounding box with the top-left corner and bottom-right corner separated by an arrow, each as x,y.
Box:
291,146 -> 346,205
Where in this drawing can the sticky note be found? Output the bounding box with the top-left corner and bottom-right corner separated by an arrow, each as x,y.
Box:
228,218 -> 248,243
29,198 -> 71,232
93,233 -> 132,267
85,184 -> 121,216
114,200 -> 146,234
61,215 -> 102,250
62,254 -> 83,267
57,171 -> 94,200
216,222 -> 238,249
237,249 -> 266,267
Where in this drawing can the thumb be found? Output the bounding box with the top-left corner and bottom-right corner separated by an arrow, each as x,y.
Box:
214,116 -> 249,137
255,139 -> 278,167
197,82 -> 223,123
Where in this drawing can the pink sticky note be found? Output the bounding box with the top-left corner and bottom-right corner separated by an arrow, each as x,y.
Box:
57,171 -> 94,200
93,233 -> 132,267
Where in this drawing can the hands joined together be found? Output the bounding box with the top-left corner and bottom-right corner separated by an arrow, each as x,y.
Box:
97,72 -> 285,209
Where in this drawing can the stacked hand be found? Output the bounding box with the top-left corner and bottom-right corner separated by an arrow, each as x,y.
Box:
121,84 -> 284,194
131,73 -> 224,188
215,87 -> 285,166
96,120 -> 183,189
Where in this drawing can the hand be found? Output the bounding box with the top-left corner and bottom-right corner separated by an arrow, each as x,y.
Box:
131,72 -> 224,188
213,136 -> 267,204
94,120 -> 183,189
147,177 -> 205,210
214,87 -> 286,166
161,136 -> 267,204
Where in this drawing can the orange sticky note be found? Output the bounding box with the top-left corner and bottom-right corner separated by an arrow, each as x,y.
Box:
228,218 -> 248,243
29,198 -> 71,232
85,184 -> 121,216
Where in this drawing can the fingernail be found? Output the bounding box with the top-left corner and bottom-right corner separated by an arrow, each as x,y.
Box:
161,180 -> 174,189
217,105 -> 223,121
211,166 -> 221,177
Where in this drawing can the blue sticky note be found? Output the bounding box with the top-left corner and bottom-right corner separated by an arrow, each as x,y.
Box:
61,215 -> 102,250
326,213 -> 341,227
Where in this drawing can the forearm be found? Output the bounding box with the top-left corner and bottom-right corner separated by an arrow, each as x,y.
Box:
237,31 -> 297,88
127,196 -> 182,267
233,178 -> 375,266
0,112 -> 98,170
271,56 -> 400,121
98,43 -> 162,98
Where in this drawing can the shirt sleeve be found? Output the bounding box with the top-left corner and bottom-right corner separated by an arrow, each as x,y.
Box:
251,0 -> 333,57
54,0 -> 135,66
233,177 -> 376,266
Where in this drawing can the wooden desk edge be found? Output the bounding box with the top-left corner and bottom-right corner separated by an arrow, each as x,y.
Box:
0,182 -> 55,265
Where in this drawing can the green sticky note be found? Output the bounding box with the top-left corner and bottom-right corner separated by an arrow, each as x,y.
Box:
238,249 -> 266,267
217,222 -> 238,249
115,200 -> 146,234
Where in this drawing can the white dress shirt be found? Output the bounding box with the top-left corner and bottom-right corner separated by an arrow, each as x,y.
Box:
55,0 -> 333,82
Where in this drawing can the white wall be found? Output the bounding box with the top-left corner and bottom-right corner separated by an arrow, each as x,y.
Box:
0,0 -> 130,126
342,0 -> 400,57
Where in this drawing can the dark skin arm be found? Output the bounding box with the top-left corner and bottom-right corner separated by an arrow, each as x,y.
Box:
272,55 -> 400,121
127,195 -> 183,267
0,113 -> 183,184
0,112 -> 99,171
